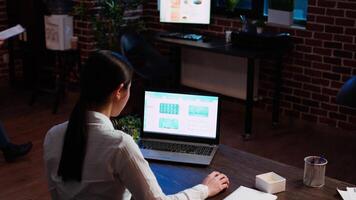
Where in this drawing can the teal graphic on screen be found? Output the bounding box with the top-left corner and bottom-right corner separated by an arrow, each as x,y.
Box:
144,91 -> 219,139
189,105 -> 209,117
159,118 -> 179,129
159,103 -> 179,115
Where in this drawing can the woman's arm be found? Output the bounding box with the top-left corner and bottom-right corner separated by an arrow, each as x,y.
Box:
113,134 -> 229,200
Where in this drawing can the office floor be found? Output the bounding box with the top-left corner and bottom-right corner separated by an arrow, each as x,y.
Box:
0,85 -> 355,199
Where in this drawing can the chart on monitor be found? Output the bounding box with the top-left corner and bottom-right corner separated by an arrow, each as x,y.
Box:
160,0 -> 211,24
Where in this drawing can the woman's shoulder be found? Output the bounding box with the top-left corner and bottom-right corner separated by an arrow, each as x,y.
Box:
109,130 -> 138,150
108,129 -> 135,144
44,122 -> 69,145
43,121 -> 69,158
46,121 -> 68,137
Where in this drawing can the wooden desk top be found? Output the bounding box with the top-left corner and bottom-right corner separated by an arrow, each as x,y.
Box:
150,145 -> 352,200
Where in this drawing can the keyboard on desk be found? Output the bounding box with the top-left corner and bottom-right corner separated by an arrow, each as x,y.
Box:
160,32 -> 204,41
139,140 -> 213,156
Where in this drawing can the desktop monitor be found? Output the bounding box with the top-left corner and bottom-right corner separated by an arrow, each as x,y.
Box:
160,0 -> 211,24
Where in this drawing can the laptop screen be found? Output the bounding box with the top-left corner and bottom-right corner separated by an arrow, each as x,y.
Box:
143,91 -> 219,139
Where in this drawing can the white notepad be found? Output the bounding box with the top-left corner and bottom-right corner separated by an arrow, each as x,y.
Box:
0,25 -> 25,40
337,188 -> 356,200
224,186 -> 277,200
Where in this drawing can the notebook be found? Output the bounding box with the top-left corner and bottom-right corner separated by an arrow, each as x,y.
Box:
138,90 -> 220,165
224,186 -> 277,200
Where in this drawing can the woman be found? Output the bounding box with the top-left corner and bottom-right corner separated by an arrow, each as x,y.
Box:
43,50 -> 229,199
0,39 -> 32,162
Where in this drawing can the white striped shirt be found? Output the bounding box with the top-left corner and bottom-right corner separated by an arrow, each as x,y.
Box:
43,111 -> 208,200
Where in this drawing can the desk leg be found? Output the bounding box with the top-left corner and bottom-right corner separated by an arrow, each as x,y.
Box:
8,40 -> 15,86
244,58 -> 255,140
272,58 -> 283,126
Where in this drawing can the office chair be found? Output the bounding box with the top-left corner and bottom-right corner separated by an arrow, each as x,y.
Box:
120,32 -> 175,87
336,76 -> 356,108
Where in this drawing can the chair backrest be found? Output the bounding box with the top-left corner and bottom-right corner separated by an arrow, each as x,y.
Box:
120,32 -> 171,80
120,32 -> 143,57
336,76 -> 356,108
120,32 -> 161,62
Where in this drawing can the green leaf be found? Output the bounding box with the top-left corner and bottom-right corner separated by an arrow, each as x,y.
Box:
91,0 -> 146,50
226,0 -> 241,12
111,115 -> 141,142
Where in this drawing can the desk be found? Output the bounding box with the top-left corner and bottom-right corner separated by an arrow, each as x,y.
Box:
150,145 -> 353,200
155,35 -> 289,139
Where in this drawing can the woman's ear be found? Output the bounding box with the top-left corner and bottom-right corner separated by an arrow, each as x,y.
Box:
114,83 -> 125,100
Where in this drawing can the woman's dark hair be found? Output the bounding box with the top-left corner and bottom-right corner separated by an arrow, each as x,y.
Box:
57,50 -> 133,182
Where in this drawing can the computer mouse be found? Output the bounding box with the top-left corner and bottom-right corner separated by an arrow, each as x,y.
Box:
193,0 -> 202,5
202,36 -> 210,42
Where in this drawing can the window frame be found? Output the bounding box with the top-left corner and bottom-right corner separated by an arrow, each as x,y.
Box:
263,0 -> 308,26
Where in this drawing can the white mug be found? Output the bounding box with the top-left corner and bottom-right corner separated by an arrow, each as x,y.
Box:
225,30 -> 232,43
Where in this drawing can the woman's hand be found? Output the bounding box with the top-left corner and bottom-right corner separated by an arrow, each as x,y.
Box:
0,40 -> 4,47
202,171 -> 230,197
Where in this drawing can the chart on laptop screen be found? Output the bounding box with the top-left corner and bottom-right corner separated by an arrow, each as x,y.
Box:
144,91 -> 218,139
160,0 -> 211,24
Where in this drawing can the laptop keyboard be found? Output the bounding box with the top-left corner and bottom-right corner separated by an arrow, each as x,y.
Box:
139,140 -> 214,156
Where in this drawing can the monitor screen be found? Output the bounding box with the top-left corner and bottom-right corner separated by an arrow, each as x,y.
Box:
160,0 -> 211,24
143,91 -> 219,139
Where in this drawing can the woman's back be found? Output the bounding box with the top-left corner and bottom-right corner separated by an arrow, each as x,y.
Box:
44,111 -> 132,200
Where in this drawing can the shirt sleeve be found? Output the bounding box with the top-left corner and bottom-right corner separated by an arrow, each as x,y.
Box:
112,134 -> 209,200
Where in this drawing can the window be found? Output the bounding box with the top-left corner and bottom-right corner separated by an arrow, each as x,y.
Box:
212,0 -> 263,18
263,0 -> 308,25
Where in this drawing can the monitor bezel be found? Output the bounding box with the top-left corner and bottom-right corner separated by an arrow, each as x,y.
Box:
141,89 -> 221,145
159,0 -> 212,25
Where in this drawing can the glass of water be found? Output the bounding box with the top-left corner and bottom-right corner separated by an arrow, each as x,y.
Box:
303,156 -> 328,187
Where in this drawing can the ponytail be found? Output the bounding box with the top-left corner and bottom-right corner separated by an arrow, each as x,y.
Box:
57,50 -> 133,182
57,99 -> 88,182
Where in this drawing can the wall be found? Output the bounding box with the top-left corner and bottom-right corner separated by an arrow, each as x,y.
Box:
143,0 -> 356,131
72,0 -> 96,61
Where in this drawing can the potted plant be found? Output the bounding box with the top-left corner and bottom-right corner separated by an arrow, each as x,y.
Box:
268,0 -> 294,26
73,0 -> 145,51
93,0 -> 145,51
111,115 -> 141,142
226,0 -> 241,16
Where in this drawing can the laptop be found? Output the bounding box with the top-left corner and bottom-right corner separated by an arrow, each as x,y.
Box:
138,90 -> 220,165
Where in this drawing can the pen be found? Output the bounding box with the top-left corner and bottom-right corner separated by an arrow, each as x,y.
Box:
319,155 -> 325,164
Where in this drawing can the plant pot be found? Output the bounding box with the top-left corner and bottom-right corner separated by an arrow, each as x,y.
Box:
268,9 -> 293,26
256,27 -> 263,34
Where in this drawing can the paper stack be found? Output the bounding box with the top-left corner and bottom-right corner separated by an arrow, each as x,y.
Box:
0,25 -> 25,40
337,187 -> 356,200
224,186 -> 277,200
